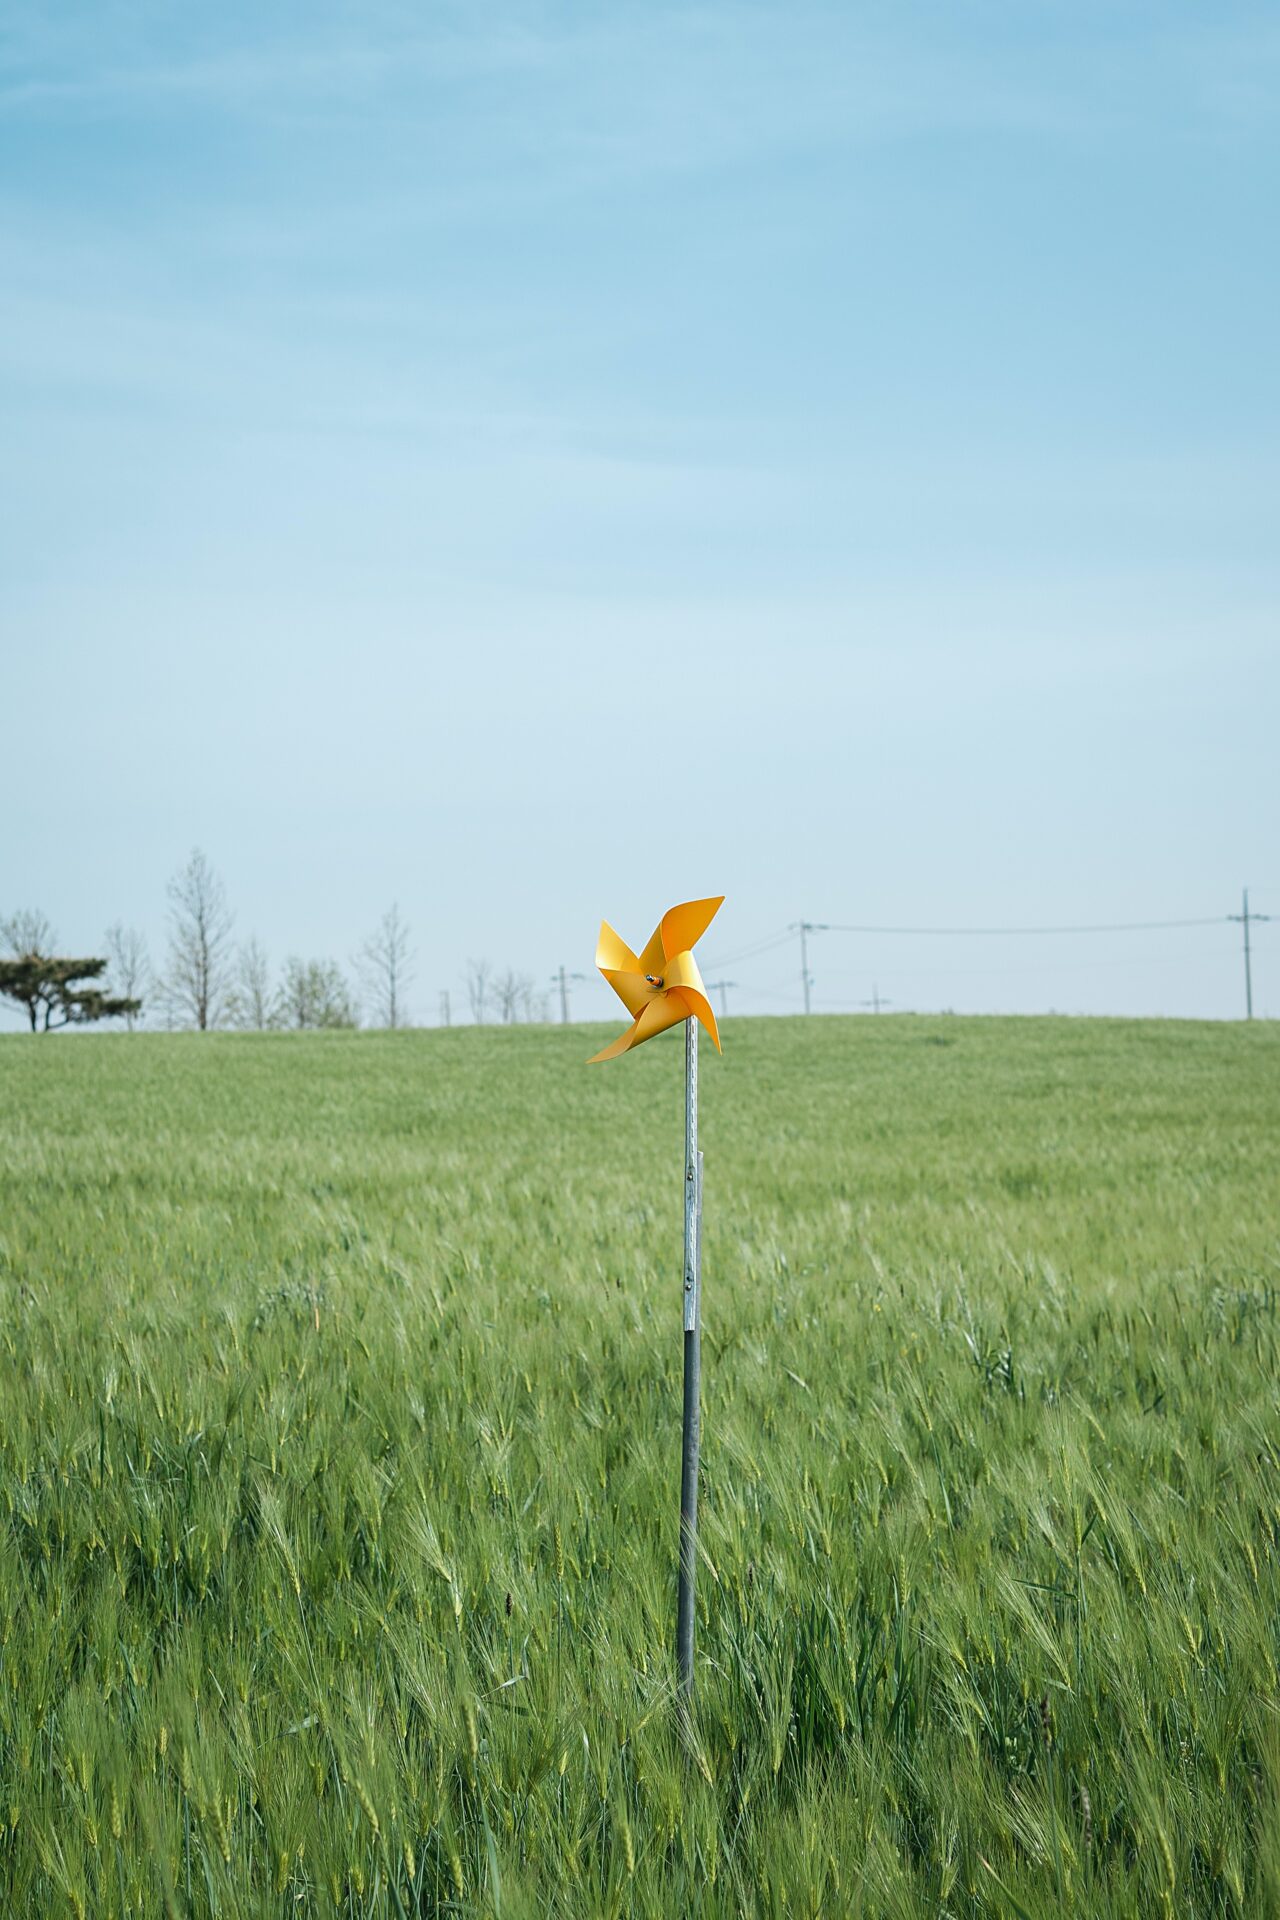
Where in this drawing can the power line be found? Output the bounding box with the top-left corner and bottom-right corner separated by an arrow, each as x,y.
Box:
700,928 -> 794,970
771,902 -> 1263,1020
818,917 -> 1224,936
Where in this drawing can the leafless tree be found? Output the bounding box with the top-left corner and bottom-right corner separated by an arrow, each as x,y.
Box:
227,937 -> 273,1030
357,903 -> 415,1029
492,967 -> 535,1025
2,908 -> 56,956
492,967 -> 517,1024
104,923 -> 151,1030
162,849 -> 233,1030
466,957 -> 491,1024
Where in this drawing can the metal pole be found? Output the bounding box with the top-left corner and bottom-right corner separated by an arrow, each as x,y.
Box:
799,921 -> 811,1015
559,965 -> 569,1025
677,1017 -> 702,1698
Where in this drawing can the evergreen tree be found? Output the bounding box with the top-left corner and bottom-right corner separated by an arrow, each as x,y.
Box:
0,951 -> 142,1031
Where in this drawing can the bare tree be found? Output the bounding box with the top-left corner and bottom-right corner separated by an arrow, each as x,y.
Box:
492,967 -> 535,1025
466,957 -> 491,1024
227,937 -> 272,1029
357,903 -> 415,1029
162,850 -> 233,1030
2,909 -> 56,956
105,923 -> 151,1031
519,981 -> 549,1023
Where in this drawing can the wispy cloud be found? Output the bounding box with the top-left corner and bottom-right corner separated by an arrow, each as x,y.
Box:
0,4 -> 1117,150
7,2 -> 1275,147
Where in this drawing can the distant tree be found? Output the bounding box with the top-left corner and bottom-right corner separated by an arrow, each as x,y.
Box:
0,915 -> 141,1031
2,909 -> 55,957
104,923 -> 151,1031
492,967 -> 535,1025
226,937 -> 273,1029
162,850 -> 233,1030
358,904 -> 415,1029
274,957 -> 358,1030
466,957 -> 491,1025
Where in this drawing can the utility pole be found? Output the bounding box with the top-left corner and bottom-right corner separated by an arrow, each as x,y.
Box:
705,980 -> 737,1023
439,990 -> 451,1027
1229,888 -> 1271,1020
551,967 -> 588,1023
860,984 -> 892,1014
791,922 -> 828,1013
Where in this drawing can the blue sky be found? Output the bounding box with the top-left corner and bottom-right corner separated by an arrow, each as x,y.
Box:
2,1 -> 1277,1024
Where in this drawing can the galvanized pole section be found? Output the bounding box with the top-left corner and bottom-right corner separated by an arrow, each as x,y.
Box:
677,1016 -> 703,1699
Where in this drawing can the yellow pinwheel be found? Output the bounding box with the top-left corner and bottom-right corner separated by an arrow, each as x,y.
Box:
588,896 -> 725,1064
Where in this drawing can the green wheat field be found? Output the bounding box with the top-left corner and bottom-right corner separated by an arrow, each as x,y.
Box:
1,1016 -> 1278,1918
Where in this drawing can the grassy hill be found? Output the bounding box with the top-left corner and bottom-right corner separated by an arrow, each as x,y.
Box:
1,1016 -> 1278,1916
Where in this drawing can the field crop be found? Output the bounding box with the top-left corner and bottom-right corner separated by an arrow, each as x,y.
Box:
1,1015 -> 1278,1917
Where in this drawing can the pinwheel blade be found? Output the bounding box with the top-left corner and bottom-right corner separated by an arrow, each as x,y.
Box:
587,1020 -> 643,1064
637,921 -> 666,979
600,967 -> 652,1018
631,993 -> 686,1045
660,897 -> 724,962
672,986 -> 722,1054
586,992 -> 683,1063
661,949 -> 706,996
596,922 -> 640,973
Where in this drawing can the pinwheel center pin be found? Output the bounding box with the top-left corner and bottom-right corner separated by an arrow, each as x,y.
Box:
586,895 -> 725,1705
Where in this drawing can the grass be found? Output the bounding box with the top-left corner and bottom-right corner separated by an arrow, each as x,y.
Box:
0,1013 -> 1278,1917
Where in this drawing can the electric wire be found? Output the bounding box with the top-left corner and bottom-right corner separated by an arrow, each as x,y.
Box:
816,917 -> 1225,936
